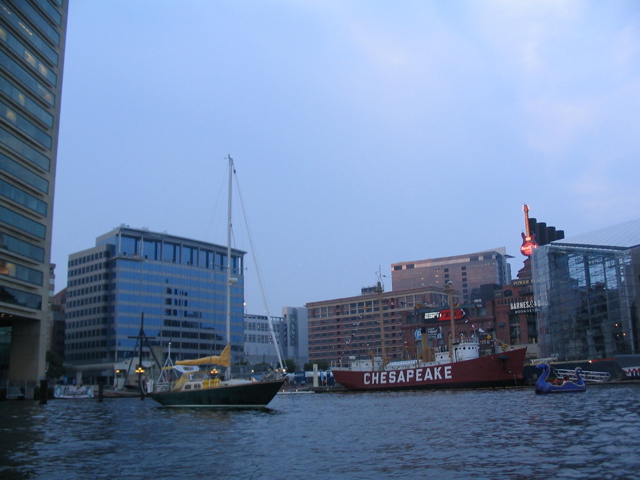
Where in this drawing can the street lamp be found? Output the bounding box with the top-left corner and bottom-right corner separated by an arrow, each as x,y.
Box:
114,369 -> 121,391
135,366 -> 145,400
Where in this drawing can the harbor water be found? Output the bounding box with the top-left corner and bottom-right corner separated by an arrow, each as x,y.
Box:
1,384 -> 639,480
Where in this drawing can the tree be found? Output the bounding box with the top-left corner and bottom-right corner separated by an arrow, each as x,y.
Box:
284,358 -> 296,373
46,351 -> 65,379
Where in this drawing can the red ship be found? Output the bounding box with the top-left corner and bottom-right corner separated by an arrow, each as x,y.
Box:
332,281 -> 527,391
332,341 -> 526,391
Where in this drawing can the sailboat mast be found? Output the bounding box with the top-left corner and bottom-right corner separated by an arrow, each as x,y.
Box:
226,155 -> 233,360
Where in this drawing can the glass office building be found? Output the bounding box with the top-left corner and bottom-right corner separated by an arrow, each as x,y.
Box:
0,0 -> 68,386
65,227 -> 245,380
532,218 -> 640,360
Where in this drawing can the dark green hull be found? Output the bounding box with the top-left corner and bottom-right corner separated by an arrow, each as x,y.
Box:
149,380 -> 285,408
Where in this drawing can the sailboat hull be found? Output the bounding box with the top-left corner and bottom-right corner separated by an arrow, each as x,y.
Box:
149,379 -> 285,408
332,348 -> 527,391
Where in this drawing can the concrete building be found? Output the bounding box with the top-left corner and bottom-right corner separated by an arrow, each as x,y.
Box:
50,286 -> 65,359
481,213 -> 566,358
243,313 -> 283,366
391,248 -> 512,304
0,0 -> 68,390
532,218 -> 640,361
244,307 -> 309,371
65,226 -> 245,384
306,285 -> 453,366
282,306 -> 308,369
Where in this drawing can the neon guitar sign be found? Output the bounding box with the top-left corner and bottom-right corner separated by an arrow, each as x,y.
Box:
520,204 -> 538,256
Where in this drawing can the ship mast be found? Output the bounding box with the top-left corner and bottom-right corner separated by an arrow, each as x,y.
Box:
376,269 -> 388,368
445,281 -> 456,362
225,155 -> 234,379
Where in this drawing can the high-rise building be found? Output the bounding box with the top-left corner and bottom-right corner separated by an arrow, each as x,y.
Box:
65,226 -> 245,384
282,306 -> 308,369
243,313 -> 283,366
533,218 -> 640,360
0,0 -> 68,388
243,307 -> 309,371
306,285 -> 452,366
391,248 -> 512,304
50,286 -> 65,358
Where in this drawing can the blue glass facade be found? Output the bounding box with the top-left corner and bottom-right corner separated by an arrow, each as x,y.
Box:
0,0 -> 67,385
532,219 -> 640,360
65,227 -> 246,369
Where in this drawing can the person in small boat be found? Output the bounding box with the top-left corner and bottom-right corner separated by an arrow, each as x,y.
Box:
552,375 -> 570,385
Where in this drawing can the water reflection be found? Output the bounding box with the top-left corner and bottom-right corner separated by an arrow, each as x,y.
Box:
1,385 -> 639,479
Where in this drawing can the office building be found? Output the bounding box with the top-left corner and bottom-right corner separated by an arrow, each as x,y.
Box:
485,212 -> 566,357
244,307 -> 309,371
391,248 -> 512,304
532,218 -> 640,360
65,226 -> 245,384
243,313 -> 283,366
282,306 -> 308,369
0,0 -> 68,388
50,286 -> 65,358
306,285 -> 452,365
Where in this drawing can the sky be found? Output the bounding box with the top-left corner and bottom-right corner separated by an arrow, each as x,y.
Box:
52,1 -> 640,315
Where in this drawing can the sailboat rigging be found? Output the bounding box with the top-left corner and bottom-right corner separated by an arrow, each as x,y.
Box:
233,174 -> 285,372
148,156 -> 285,407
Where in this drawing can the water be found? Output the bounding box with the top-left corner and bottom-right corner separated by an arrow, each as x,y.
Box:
1,384 -> 639,480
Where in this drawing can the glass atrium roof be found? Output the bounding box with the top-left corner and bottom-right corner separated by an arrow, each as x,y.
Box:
551,217 -> 640,249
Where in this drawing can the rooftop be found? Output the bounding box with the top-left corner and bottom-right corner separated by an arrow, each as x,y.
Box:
552,217 -> 640,249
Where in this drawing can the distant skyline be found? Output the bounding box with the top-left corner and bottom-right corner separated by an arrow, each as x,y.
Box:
52,1 -> 640,314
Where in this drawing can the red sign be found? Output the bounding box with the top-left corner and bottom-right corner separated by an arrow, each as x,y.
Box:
438,309 -> 465,321
520,205 -> 538,256
520,241 -> 537,256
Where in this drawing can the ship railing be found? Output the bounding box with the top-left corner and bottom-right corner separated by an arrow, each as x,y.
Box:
458,336 -> 479,344
1,379 -> 36,400
529,357 -> 559,365
151,382 -> 172,393
553,368 -> 610,383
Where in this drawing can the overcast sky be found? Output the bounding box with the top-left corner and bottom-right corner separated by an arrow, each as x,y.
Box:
53,1 -> 640,315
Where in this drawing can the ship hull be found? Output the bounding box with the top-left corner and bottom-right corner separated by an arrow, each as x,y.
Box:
332,348 -> 527,391
615,354 -> 640,378
149,379 -> 285,408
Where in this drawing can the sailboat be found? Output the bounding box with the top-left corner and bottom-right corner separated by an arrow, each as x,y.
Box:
149,157 -> 285,408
